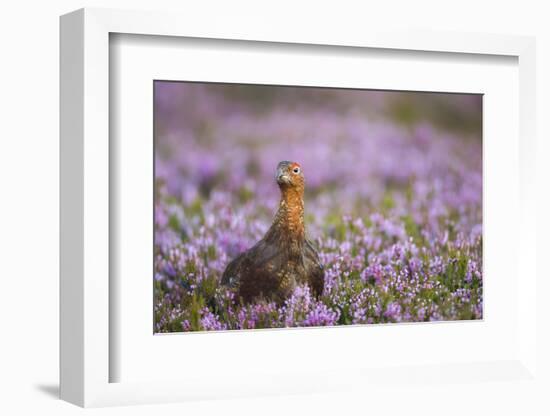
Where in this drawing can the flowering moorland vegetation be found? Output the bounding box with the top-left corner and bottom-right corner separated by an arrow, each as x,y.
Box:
154,82 -> 483,332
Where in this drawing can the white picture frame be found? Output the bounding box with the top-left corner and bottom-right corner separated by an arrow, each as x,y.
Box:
60,7 -> 538,408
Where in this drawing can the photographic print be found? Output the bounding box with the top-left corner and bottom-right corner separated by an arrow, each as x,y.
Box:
154,81 -> 482,333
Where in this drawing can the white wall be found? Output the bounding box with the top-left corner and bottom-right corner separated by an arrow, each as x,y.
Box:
1,1 -> 548,415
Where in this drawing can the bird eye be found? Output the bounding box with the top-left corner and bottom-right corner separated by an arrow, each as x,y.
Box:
293,167 -> 300,174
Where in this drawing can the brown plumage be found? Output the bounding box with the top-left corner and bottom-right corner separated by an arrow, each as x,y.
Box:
221,161 -> 324,304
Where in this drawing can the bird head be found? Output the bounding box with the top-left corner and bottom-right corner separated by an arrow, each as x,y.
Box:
275,161 -> 304,189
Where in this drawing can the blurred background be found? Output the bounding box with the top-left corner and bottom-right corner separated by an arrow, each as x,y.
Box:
154,82 -> 482,238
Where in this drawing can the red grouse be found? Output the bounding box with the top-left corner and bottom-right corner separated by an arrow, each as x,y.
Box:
221,161 -> 324,304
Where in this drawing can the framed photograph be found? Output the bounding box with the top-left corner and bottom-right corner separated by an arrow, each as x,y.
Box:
152,80 -> 483,333
60,8 -> 538,408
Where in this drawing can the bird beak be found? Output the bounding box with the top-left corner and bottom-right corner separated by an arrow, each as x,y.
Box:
276,167 -> 291,185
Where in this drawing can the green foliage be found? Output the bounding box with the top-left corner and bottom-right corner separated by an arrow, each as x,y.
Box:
402,214 -> 423,245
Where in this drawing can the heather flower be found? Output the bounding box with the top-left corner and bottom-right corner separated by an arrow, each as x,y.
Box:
384,302 -> 402,322
200,308 -> 226,331
302,303 -> 340,327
